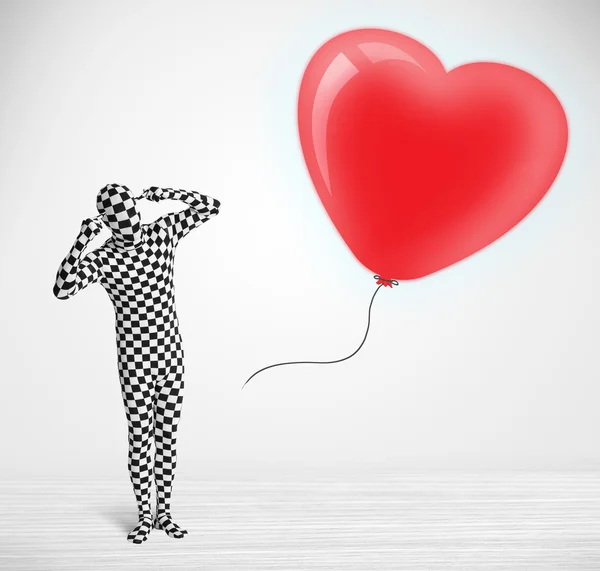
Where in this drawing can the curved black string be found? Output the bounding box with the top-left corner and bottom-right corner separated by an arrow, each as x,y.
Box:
242,277 -> 394,389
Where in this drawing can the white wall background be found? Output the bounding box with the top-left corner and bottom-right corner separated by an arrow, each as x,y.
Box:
1,0 -> 598,480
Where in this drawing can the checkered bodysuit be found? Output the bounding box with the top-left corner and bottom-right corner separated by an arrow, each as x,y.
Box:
54,184 -> 221,544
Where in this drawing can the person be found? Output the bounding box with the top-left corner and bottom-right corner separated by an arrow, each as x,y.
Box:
53,183 -> 221,544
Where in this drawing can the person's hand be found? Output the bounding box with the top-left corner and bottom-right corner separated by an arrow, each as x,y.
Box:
142,186 -> 170,202
79,216 -> 104,241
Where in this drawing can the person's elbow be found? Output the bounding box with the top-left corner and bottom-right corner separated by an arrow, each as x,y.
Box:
53,283 -> 75,300
209,199 -> 221,216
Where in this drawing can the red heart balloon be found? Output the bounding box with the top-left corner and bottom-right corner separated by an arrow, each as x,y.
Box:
298,29 -> 568,280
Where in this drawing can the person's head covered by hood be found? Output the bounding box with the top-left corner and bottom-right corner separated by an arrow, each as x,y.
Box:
96,183 -> 142,248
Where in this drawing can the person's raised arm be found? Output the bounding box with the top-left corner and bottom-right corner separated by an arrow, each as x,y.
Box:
142,186 -> 221,246
53,216 -> 104,300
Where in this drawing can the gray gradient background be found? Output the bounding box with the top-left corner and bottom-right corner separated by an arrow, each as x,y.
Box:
0,0 -> 598,480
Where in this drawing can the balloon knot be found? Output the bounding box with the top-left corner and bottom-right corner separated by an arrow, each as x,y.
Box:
374,275 -> 399,287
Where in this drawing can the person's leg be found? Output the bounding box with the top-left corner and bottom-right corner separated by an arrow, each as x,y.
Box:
120,373 -> 155,543
153,371 -> 187,538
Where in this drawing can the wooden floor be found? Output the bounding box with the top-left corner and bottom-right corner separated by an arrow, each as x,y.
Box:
1,473 -> 599,570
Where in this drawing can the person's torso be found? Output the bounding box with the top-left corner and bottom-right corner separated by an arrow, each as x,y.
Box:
96,222 -> 180,344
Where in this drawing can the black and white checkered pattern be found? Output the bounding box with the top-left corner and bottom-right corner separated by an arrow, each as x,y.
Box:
54,184 -> 220,544
96,184 -> 142,248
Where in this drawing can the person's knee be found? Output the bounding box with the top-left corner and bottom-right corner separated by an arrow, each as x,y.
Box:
128,423 -> 153,443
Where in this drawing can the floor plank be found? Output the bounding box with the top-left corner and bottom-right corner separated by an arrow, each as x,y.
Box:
1,473 -> 599,570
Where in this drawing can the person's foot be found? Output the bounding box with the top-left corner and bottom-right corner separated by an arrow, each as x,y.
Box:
127,515 -> 153,544
153,512 -> 188,539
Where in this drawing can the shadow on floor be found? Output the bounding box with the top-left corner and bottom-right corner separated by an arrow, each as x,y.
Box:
97,505 -> 136,534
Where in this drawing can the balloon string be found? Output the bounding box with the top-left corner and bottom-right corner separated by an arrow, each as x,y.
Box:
241,275 -> 397,389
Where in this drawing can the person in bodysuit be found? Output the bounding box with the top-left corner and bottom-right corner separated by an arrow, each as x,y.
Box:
53,183 -> 221,544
